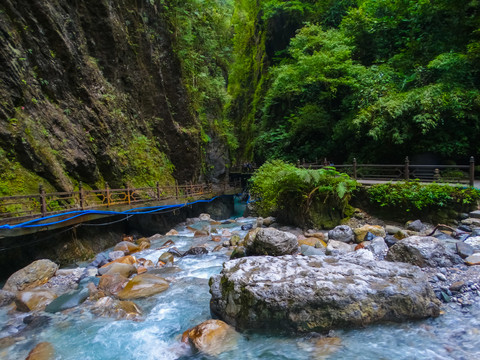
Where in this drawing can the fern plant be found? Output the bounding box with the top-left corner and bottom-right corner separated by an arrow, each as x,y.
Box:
250,160 -> 358,228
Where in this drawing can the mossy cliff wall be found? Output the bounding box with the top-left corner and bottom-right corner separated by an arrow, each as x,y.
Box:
0,0 -> 211,194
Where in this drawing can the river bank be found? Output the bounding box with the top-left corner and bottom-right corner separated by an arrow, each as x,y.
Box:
1,205 -> 480,359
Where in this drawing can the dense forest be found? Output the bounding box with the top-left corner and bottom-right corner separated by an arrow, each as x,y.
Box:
228,0 -> 480,165
1,0 -> 479,194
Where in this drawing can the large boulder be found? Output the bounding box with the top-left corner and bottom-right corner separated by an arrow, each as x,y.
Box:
181,319 -> 239,356
386,236 -> 463,267
245,228 -> 298,256
3,260 -> 58,292
209,254 -> 440,333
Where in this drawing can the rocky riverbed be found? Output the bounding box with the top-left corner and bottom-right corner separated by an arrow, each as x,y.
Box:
1,210 -> 480,359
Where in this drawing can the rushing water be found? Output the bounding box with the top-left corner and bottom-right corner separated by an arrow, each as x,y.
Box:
1,215 -> 480,360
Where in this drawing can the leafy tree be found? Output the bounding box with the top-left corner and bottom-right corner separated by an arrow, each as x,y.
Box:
231,0 -> 480,165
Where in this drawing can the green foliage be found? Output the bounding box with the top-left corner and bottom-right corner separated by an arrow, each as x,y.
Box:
164,0 -> 236,153
250,160 -> 358,227
112,134 -> 175,188
228,0 -> 480,165
367,181 -> 480,213
0,148 -> 55,196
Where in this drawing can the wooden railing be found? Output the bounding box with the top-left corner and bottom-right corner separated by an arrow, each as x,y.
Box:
0,180 -> 241,225
299,156 -> 475,186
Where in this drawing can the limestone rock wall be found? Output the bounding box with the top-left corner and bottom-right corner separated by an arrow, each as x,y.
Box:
0,0 -> 204,191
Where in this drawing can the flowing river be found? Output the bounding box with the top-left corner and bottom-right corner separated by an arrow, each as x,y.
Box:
1,210 -> 480,359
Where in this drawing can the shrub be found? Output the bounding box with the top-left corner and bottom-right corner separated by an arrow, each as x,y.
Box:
249,160 -> 358,228
367,181 -> 480,214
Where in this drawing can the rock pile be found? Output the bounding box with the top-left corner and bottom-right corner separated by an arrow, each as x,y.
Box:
212,214 -> 480,334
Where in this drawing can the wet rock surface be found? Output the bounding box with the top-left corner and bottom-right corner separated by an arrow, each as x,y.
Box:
181,319 -> 239,356
3,260 -> 58,292
210,253 -> 441,333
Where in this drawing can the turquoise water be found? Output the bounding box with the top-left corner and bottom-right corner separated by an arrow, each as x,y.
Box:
1,217 -> 480,359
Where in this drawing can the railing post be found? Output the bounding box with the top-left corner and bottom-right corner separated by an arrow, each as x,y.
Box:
404,156 -> 410,180
39,184 -> 47,217
79,181 -> 85,210
353,158 -> 357,180
175,181 -> 179,200
470,156 -> 475,187
156,181 -> 161,200
105,182 -> 110,207
126,183 -> 131,205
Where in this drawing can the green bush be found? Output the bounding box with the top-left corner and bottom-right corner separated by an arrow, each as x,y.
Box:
367,181 -> 480,213
250,160 -> 358,228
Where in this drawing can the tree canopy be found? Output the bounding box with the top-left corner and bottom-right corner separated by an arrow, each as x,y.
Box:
227,0 -> 480,164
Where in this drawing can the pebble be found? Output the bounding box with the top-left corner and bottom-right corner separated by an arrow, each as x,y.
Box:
436,273 -> 447,281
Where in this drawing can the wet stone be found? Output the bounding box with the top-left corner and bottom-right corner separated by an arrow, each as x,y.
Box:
182,319 -> 239,356
113,241 -> 140,255
44,288 -> 89,313
15,289 -> 57,312
158,252 -> 174,265
3,260 -> 59,292
25,342 -> 55,360
108,251 -> 125,261
183,246 -> 208,257
168,247 -> 184,257
116,274 -> 169,300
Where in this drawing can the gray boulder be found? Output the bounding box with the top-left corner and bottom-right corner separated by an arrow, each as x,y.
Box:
245,228 -> 298,256
210,255 -> 440,333
386,236 -> 463,267
327,225 -> 354,243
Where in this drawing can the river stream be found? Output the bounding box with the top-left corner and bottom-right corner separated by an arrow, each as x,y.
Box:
1,210 -> 480,359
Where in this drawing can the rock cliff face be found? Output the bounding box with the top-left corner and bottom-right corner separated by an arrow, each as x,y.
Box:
0,0 -> 208,192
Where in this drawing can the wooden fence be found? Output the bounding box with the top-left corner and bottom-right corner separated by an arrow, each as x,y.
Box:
299,156 -> 475,186
0,181 -> 241,225
230,157 -> 476,186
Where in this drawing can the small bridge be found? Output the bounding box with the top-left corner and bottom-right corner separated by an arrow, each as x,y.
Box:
0,181 -> 242,237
